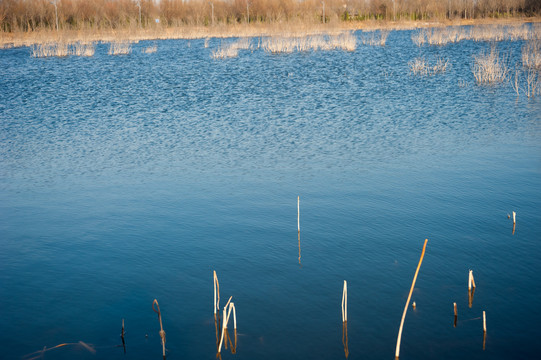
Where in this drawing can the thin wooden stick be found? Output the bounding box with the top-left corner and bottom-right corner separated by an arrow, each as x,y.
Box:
218,297 -> 234,353
152,299 -> 166,359
453,303 -> 458,327
297,196 -> 300,232
341,280 -> 347,322
214,270 -> 220,315
468,270 -> 476,290
483,311 -> 486,332
395,239 -> 428,359
512,211 -> 516,225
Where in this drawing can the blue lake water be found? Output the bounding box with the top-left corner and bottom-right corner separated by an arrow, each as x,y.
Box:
1,29 -> 540,360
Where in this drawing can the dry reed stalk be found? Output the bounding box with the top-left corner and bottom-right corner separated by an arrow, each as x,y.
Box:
152,299 -> 166,359
218,297 -> 236,353
341,280 -> 348,322
468,270 -> 476,290
204,37 -> 210,48
214,270 -> 220,315
297,196 -> 300,232
108,41 -> 132,55
395,239 -> 428,359
512,211 -> 516,224
473,47 -> 509,84
453,303 -> 458,327
506,24 -> 531,41
471,25 -> 506,42
483,311 -> 486,333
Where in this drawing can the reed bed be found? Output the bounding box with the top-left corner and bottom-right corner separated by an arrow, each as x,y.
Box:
31,42 -> 69,58
522,39 -> 541,70
409,57 -> 449,76
211,38 -> 252,59
262,32 -> 356,54
108,41 -> 132,55
413,24 -> 538,47
472,47 -> 509,84
360,30 -> 389,46
72,42 -> 96,57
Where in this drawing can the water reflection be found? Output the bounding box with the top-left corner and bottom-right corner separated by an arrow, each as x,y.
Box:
468,288 -> 475,308
298,231 -> 302,266
342,321 -> 349,359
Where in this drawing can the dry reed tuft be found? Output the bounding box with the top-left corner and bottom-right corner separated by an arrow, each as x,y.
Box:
522,39 -> 541,70
409,57 -> 449,76
211,38 -> 251,59
361,30 -> 389,46
262,32 -> 356,54
512,67 -> 541,98
72,42 -> 95,56
108,41 -> 132,55
472,47 -> 509,84
31,42 -> 69,57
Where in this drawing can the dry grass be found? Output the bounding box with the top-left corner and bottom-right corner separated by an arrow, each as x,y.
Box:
472,47 -> 509,84
512,67 -> 541,98
409,57 -> 449,76
522,39 -> 541,70
108,41 -> 132,55
211,38 -> 252,59
72,42 -> 96,56
360,30 -> 389,46
31,42 -> 69,57
262,31 -> 356,54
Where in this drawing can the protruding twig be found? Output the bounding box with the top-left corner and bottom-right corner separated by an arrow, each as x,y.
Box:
297,196 -> 300,233
218,298 -> 236,353
341,280 -> 348,323
453,303 -> 457,327
468,270 -> 476,290
395,239 -> 428,359
152,299 -> 166,359
214,270 -> 220,315
483,311 -> 486,333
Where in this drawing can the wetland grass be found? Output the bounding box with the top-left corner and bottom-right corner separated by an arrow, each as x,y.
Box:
108,41 -> 132,55
409,57 -> 449,76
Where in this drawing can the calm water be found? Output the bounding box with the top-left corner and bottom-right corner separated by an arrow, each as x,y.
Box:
1,29 -> 540,360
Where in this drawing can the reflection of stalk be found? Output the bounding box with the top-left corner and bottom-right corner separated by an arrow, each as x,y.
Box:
395,239 -> 428,359
342,321 -> 349,358
152,299 -> 166,359
468,287 -> 475,308
121,318 -> 126,353
298,231 -> 301,265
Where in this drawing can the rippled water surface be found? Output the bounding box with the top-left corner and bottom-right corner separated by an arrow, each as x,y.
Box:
1,30 -> 540,360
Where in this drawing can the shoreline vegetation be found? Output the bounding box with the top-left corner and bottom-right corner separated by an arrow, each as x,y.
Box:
1,0 -> 540,48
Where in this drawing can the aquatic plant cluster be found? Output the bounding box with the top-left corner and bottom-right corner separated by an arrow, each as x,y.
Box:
31,40 -> 156,57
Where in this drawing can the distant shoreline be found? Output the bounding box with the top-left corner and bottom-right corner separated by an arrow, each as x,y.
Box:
2,16 -> 540,48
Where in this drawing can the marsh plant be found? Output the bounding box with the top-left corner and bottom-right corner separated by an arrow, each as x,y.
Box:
108,41 -> 132,55
409,57 -> 449,76
522,39 -> 541,70
512,67 -> 541,98
361,30 -> 389,46
72,42 -> 96,56
262,32 -> 356,54
211,38 -> 252,59
472,47 -> 509,85
31,42 -> 69,57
